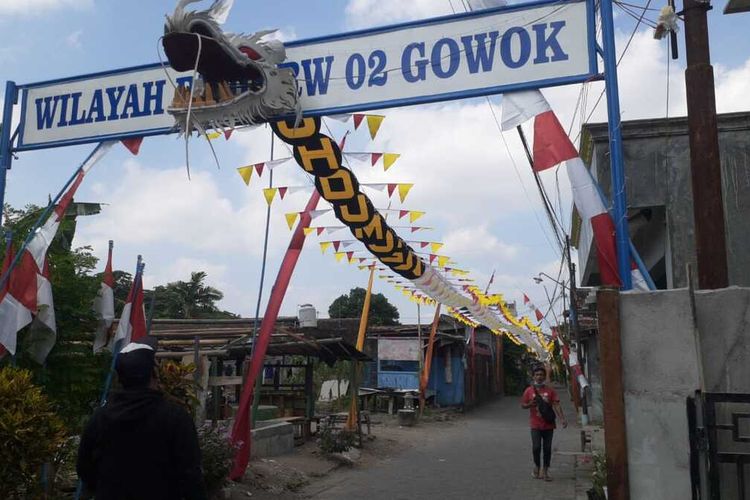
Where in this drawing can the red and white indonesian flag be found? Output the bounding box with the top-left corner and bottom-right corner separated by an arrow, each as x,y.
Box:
523,293 -> 545,322
0,142 -> 113,362
0,244 -> 33,356
501,90 -> 648,290
110,270 -> 146,349
93,242 -> 115,353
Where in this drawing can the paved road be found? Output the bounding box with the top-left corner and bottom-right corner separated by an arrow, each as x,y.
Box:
303,388 -> 582,500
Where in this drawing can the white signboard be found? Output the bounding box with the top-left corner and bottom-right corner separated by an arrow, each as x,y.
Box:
379,338 -> 420,361
16,0 -> 595,151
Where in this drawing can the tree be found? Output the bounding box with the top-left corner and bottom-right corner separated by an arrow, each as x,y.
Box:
328,287 -> 400,326
152,271 -> 237,319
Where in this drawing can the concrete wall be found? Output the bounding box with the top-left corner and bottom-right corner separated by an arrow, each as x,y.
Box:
619,287 -> 750,500
251,420 -> 294,458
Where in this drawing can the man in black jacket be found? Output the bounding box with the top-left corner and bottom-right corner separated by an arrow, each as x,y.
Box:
77,337 -> 207,499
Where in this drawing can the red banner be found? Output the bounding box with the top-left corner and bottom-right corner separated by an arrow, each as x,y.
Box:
229,190 -> 321,480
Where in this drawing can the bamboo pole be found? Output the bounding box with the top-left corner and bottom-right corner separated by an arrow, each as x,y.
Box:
419,305 -> 442,416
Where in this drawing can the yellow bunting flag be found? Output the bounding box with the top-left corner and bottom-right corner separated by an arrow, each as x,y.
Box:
438,256 -> 450,268
263,188 -> 277,206
303,227 -> 315,236
397,183 -> 413,203
237,166 -> 253,186
409,211 -> 425,223
383,153 -> 400,171
320,242 -> 331,253
335,252 -> 346,262
206,131 -> 222,140
285,213 -> 299,230
366,115 -> 385,139
430,242 -> 443,253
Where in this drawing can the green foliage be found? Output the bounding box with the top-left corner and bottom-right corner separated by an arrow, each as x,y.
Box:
145,271 -> 238,319
197,424 -> 237,496
318,423 -> 356,454
588,451 -> 607,499
328,287 -> 400,325
2,204 -> 111,432
0,367 -> 66,499
158,360 -> 199,416
503,335 -> 530,396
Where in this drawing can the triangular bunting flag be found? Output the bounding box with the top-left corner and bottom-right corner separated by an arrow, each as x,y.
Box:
358,258 -> 367,263
387,184 -> 397,197
346,251 -> 354,262
320,242 -> 331,253
399,210 -> 409,219
285,213 -> 299,230
263,188 -> 277,206
206,131 -> 222,140
309,209 -> 330,219
224,129 -> 234,140
338,131 -> 350,150
397,184 -> 413,202
332,241 -> 341,252
431,242 -> 443,253
411,227 -> 420,233
358,265 -> 367,270
278,187 -> 288,199
383,153 -> 400,171
317,227 -> 325,236
255,163 -> 265,176
353,114 -> 365,130
429,254 -> 437,264
237,166 -> 253,186
420,242 -> 429,248
303,227 -> 315,236
409,211 -> 425,222
366,115 -> 384,139
121,137 -> 144,155
371,153 -> 383,166
327,114 -> 351,123
335,252 -> 345,262
438,256 -> 450,267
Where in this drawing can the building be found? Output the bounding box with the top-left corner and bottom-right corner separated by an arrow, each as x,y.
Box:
570,111 -> 750,424
573,111 -> 750,289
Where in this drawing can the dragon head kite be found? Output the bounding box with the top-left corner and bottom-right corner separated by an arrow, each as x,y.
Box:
162,0 -> 299,133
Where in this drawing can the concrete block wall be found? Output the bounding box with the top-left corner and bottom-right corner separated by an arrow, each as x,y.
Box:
618,287 -> 750,500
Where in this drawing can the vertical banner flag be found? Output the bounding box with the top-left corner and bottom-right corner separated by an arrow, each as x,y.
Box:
110,261 -> 146,348
93,240 -> 116,353
0,242 -> 33,356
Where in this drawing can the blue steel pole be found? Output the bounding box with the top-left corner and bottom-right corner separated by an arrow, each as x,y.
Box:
599,0 -> 632,290
0,81 -> 17,227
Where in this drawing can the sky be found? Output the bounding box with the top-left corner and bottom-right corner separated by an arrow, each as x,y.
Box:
1,0 -> 749,326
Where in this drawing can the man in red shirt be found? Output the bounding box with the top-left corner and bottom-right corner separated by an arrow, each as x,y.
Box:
521,365 -> 568,481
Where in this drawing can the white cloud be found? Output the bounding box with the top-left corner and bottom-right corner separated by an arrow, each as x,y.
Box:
443,225 -> 519,262
79,159 -> 268,256
345,0 -> 452,29
0,0 -> 92,15
65,30 -> 83,49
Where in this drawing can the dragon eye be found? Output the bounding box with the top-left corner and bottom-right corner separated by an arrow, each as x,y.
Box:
239,46 -> 262,61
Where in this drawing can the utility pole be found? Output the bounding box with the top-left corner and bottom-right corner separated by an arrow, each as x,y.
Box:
682,0 -> 729,289
566,236 -> 589,422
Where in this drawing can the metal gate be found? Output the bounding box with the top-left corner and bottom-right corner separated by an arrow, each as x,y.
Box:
689,392 -> 750,499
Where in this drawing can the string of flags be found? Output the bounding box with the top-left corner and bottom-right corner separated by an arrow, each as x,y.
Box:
326,113 -> 385,139
236,152 -> 401,186
261,183 -> 414,206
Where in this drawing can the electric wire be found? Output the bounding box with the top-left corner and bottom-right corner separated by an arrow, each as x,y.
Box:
574,0 -> 655,144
